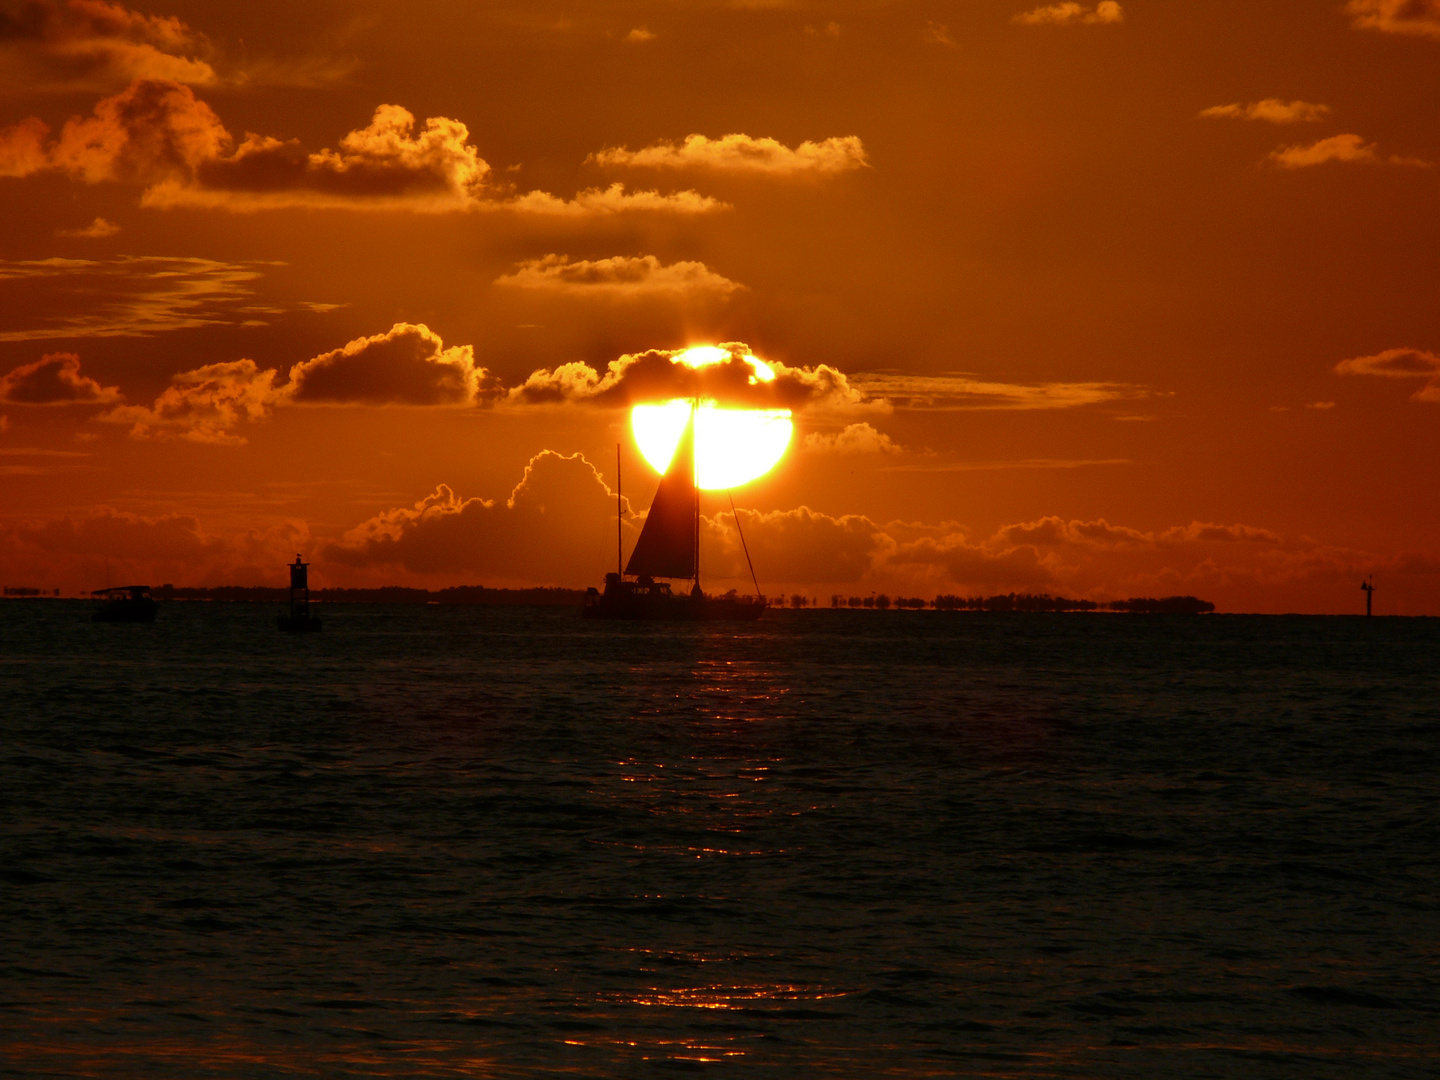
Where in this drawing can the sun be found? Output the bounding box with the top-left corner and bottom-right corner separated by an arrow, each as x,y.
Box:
631,347 -> 794,489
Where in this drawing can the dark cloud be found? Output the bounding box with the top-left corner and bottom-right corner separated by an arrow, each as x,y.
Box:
1348,0 -> 1440,39
286,322 -> 501,406
1335,346 -> 1440,401
10,504 -> 225,561
0,0 -> 216,93
0,81 -> 719,214
100,359 -> 277,444
506,342 -> 869,412
323,450 -> 631,584
0,351 -> 120,404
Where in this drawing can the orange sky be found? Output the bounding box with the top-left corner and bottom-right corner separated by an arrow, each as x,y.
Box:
1,0 -> 1438,613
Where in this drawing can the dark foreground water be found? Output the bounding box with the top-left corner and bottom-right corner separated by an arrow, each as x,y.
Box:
1,602 -> 1437,1078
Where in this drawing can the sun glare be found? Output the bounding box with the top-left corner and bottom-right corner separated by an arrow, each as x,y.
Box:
631,347 -> 793,489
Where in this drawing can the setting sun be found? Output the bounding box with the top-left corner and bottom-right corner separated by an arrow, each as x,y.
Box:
630,347 -> 794,489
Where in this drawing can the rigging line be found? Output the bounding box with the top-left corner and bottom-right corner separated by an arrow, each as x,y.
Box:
728,491 -> 762,601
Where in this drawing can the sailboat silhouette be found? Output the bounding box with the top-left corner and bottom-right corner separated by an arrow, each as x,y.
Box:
584,404 -> 767,621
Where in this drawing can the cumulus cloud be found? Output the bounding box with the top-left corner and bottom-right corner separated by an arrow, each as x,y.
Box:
803,422 -> 901,454
505,342 -> 870,412
0,82 -> 722,215
1269,133 -> 1430,168
845,372 -> 1144,411
100,359 -> 278,444
494,254 -> 742,297
330,464 -> 1330,603
285,322 -> 500,405
324,451 -> 630,585
0,255 -> 267,341
1,78 -> 229,185
149,102 -> 492,212
506,351 -> 1140,415
0,351 -> 120,404
55,215 -> 120,238
590,133 -> 869,176
1200,99 -> 1330,123
0,0 -> 216,93
1013,2 -> 1124,26
501,182 -> 725,216
624,26 -> 655,42
98,323 -> 499,443
1347,0 -> 1440,39
1335,346 -> 1440,401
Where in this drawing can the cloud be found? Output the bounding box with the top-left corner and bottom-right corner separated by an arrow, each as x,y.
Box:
1268,133 -> 1430,168
151,102 -> 492,212
922,21 -> 955,46
98,323 -> 499,443
0,255 -> 267,340
285,322 -> 500,405
1013,2 -> 1124,26
499,182 -> 725,216
1347,0 -> 1440,39
9,503 -> 226,560
501,183 -> 725,216
805,22 -> 841,38
323,451 -> 629,584
624,26 -> 655,42
803,422 -> 901,454
845,372 -> 1144,410
1200,99 -> 1330,123
505,351 -> 1140,415
0,351 -> 120,404
2,78 -> 229,185
590,133 -> 869,176
0,0 -> 216,93
0,117 -> 51,176
1335,346 -> 1440,401
55,216 -> 120,238
505,342 -> 870,412
1,82 -> 721,215
494,254 -> 742,297
100,359 -> 278,444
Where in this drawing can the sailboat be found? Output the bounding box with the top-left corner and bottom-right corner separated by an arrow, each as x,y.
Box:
584,404 -> 767,621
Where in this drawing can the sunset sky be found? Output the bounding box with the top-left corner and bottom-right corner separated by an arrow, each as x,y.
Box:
2,0 -> 1437,613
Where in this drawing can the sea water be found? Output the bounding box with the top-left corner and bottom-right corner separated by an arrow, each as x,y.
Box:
1,602 -> 1437,1078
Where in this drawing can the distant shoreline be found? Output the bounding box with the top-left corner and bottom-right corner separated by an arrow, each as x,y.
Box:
6,586 -> 1217,613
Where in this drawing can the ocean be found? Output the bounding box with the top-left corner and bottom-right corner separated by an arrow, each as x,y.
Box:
2,602 -> 1437,1078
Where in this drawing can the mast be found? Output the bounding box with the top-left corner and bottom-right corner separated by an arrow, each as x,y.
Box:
693,398 -> 700,593
616,442 -> 622,578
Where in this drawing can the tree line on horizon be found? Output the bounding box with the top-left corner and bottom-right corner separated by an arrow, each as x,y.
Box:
824,592 -> 1215,614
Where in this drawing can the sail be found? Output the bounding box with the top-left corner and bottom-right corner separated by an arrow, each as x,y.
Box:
626,409 -> 697,579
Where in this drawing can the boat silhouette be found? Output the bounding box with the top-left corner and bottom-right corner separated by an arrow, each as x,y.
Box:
91,585 -> 157,623
584,404 -> 766,621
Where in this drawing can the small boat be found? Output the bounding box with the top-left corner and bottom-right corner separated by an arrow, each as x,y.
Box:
278,555 -> 322,632
584,405 -> 766,621
92,585 -> 157,623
